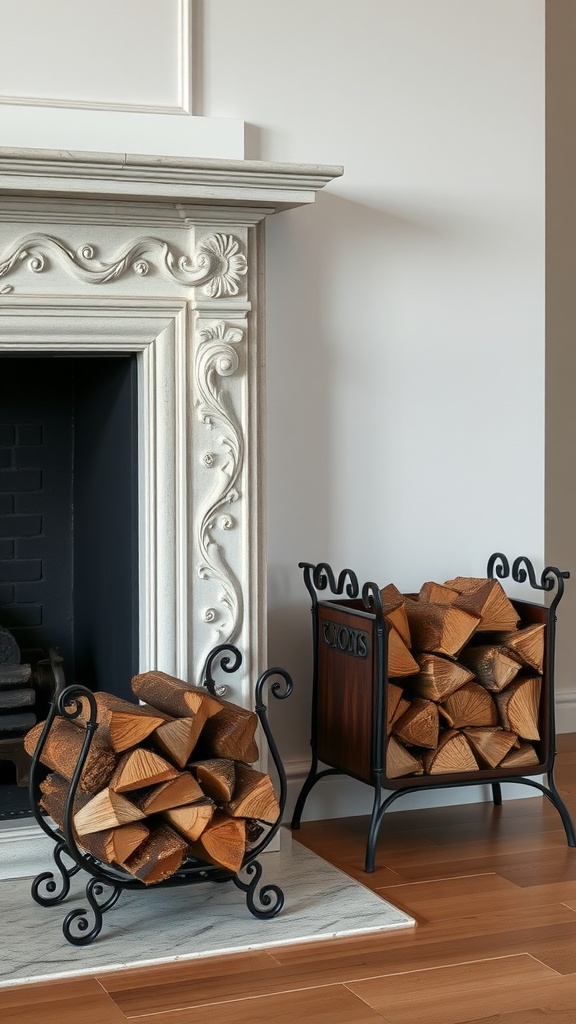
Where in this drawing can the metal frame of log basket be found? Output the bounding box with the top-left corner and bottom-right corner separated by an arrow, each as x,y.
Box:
29,645 -> 293,945
291,553 -> 576,872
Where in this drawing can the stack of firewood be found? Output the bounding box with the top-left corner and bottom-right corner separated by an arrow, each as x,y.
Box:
24,670 -> 280,884
380,577 -> 545,778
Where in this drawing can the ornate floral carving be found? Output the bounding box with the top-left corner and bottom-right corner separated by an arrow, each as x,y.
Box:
195,320 -> 245,645
0,232 -> 247,294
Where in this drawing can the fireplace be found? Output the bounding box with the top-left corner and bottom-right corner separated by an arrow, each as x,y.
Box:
0,147 -> 342,850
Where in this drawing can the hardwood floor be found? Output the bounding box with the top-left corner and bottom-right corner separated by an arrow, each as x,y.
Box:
3,736 -> 576,1023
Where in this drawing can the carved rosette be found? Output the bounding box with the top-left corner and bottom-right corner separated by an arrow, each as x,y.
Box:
0,232 -> 247,294
195,320 -> 245,646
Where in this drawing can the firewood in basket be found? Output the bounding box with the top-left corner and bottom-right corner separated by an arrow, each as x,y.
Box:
109,747 -> 179,793
191,758 -> 236,803
499,741 -> 540,768
418,581 -> 459,606
461,727 -> 518,768
152,708 -> 208,768
423,730 -> 479,774
498,624 -> 546,674
410,653 -> 474,702
131,670 -> 221,719
131,772 -> 204,814
404,598 -> 480,657
392,697 -> 439,749
439,682 -> 499,729
164,798 -> 215,842
386,735 -> 424,779
24,718 -> 118,794
123,823 -> 188,884
443,577 -> 520,632
458,645 -> 521,693
225,763 -> 280,824
380,583 -> 411,647
73,787 -> 147,836
196,703 -> 260,763
39,772 -> 149,864
386,682 -> 406,734
72,692 -> 166,753
187,812 -> 246,873
495,675 -> 541,740
387,626 -> 419,678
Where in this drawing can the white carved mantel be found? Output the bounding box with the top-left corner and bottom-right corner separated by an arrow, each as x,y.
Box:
0,147 -> 342,872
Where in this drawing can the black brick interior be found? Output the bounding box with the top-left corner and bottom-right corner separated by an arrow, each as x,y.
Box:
0,355 -> 139,809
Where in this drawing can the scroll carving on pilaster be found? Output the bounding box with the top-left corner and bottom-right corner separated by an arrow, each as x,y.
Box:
195,320 -> 245,646
0,232 -> 247,294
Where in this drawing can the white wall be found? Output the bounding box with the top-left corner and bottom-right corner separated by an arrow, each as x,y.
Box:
201,1 -> 547,813
0,0 -> 551,817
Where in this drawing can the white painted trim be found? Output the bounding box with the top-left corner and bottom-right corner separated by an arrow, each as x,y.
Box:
0,0 -> 193,116
556,693 -> 576,733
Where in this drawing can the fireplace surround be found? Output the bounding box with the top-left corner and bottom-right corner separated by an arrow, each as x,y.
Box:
0,147 -> 342,862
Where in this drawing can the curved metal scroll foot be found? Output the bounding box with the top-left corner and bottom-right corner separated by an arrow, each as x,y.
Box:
62,876 -> 123,946
233,860 -> 285,919
31,839 -> 82,907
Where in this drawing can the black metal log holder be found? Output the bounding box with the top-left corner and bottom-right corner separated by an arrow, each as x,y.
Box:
28,644 -> 293,945
291,552 -> 576,872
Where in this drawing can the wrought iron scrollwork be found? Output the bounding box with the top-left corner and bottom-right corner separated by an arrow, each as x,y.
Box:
62,877 -> 123,946
487,551 -> 570,617
233,859 -> 284,919
30,839 -> 81,906
200,643 -> 242,697
299,561 -> 360,604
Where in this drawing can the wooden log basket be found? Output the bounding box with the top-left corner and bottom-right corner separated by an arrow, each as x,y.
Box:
292,554 -> 576,872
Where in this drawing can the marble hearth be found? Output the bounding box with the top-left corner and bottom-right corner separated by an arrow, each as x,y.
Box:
0,147 -> 342,871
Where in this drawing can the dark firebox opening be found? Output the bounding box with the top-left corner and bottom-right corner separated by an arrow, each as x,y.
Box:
0,355 -> 139,815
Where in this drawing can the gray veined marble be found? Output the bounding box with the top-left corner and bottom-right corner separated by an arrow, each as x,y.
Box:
0,830 -> 415,987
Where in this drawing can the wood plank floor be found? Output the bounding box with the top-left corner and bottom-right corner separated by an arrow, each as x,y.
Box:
3,735 -> 576,1023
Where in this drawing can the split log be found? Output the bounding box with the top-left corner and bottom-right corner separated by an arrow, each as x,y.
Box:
39,773 -> 149,865
495,675 -> 541,740
74,692 -> 166,753
131,670 -> 220,719
226,763 -> 280,823
498,624 -> 546,674
152,709 -> 208,768
380,583 -> 411,647
74,787 -> 147,836
387,626 -> 419,678
386,682 -> 406,733
109,748 -> 179,793
423,729 -> 479,774
392,697 -> 439,749
386,735 -> 424,778
24,718 -> 118,794
459,645 -> 521,692
131,771 -> 204,814
410,653 -> 474,702
164,799 -> 215,842
404,598 -> 480,657
462,727 -> 518,768
196,703 -> 260,763
499,742 -> 540,768
444,577 -> 520,632
123,823 -> 188,884
418,581 -> 459,606
440,682 -> 498,729
187,812 -> 246,873
192,758 -> 236,803
0,688 -> 35,710
0,663 -> 32,688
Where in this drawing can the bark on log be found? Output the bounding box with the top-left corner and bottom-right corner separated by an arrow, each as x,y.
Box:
498,624 -> 546,674
380,583 -> 411,647
131,670 -> 219,718
459,645 -> 521,692
225,763 -> 280,824
24,718 -> 118,794
74,692 -> 166,753
444,577 -> 520,632
132,772 -> 204,814
123,823 -> 188,884
192,758 -> 236,803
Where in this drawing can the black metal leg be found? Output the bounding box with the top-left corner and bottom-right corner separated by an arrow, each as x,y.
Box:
291,760 -> 340,829
62,876 -> 123,946
546,771 -> 576,847
31,839 -> 82,907
233,860 -> 284,919
492,783 -> 502,806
